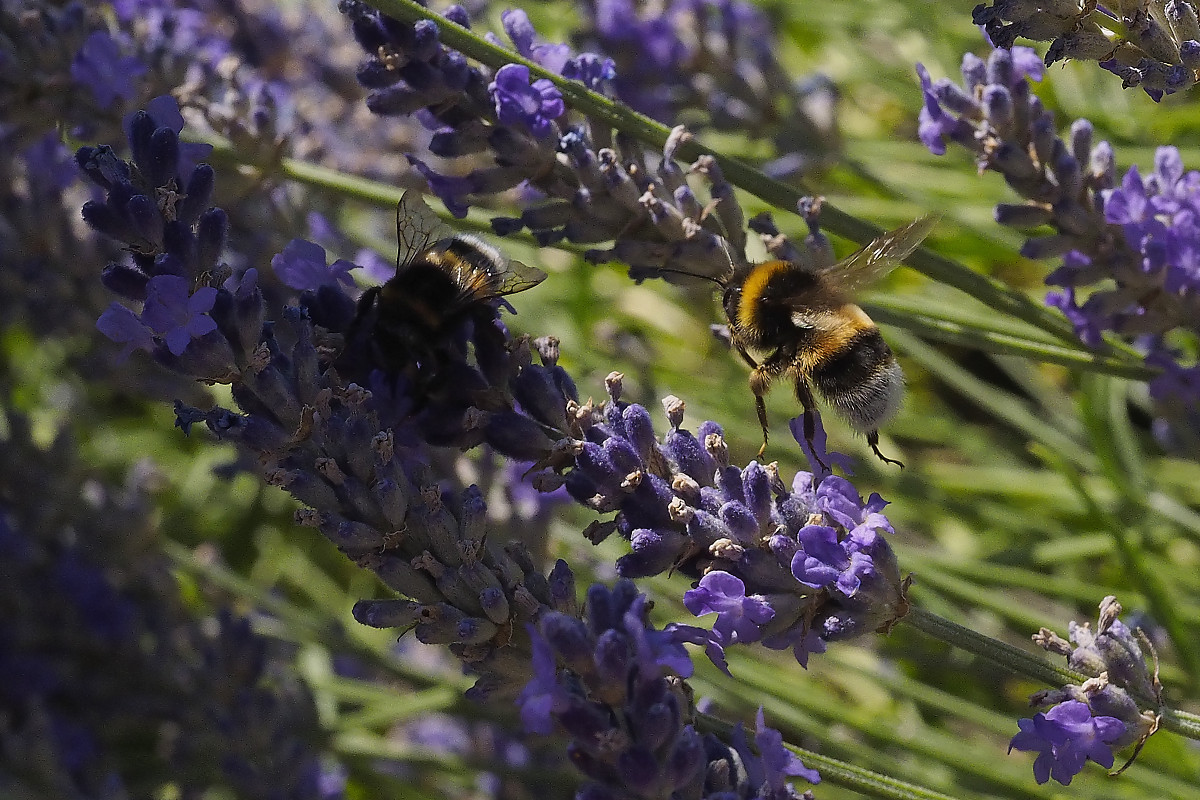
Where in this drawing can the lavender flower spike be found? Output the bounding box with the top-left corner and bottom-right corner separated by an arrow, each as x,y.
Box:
1009,701 -> 1125,786
1011,597 -> 1163,784
519,581 -> 819,798
917,42 -> 1200,448
78,100 -> 579,703
973,0 -> 1200,99
542,372 -> 909,669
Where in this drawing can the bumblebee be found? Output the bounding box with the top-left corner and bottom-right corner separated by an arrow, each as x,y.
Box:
664,213 -> 936,466
341,190 -> 546,385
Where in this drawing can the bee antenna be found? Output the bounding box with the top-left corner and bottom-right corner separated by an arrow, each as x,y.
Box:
640,265 -> 727,289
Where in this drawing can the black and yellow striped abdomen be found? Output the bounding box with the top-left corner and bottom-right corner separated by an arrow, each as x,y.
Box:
810,322 -> 903,432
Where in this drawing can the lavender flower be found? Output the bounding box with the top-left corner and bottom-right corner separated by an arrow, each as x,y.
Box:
543,375 -> 909,668
1009,701 -> 1126,786
519,580 -> 819,799
683,571 -> 774,645
489,64 -> 566,137
917,43 -> 1200,447
272,239 -> 360,291
339,0 -> 749,285
973,0 -> 1200,99
570,0 -> 841,177
78,100 -> 582,705
1010,597 -> 1163,784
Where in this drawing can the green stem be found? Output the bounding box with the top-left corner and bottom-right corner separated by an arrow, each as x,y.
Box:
902,606 -> 1080,687
362,0 -> 1150,363
863,302 -> 1157,380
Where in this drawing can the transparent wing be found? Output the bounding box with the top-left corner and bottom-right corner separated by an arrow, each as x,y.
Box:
492,259 -> 547,296
395,190 -> 455,273
451,255 -> 547,304
820,214 -> 938,296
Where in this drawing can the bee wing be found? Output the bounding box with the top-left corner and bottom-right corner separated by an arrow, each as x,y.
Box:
449,253 -> 547,306
491,259 -> 547,296
395,190 -> 455,272
820,214 -> 938,296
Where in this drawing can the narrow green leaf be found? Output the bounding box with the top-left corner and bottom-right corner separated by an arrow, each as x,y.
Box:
864,301 -> 1155,379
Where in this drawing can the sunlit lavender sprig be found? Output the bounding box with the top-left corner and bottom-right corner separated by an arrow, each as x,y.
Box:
0,410 -> 342,799
339,1 -> 750,284
1009,596 -> 1162,786
535,374 -> 909,669
518,580 -> 821,799
972,0 -> 1200,100
569,0 -> 840,178
917,44 -> 1200,446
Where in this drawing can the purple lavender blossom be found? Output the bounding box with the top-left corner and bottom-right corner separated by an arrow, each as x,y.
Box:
973,0 -> 1200,99
516,624 -> 571,735
489,64 -> 565,138
683,571 -> 774,645
520,581 -> 818,797
139,275 -> 219,356
792,525 -> 870,594
338,0 -> 761,282
566,0 -> 840,176
96,302 -> 156,361
787,410 -> 854,479
918,43 -> 1200,446
70,31 -> 147,108
271,239 -> 358,291
551,375 -> 909,667
498,9 -> 571,72
80,103 -> 582,713
1014,597 -> 1164,785
751,707 -> 822,791
1009,701 -> 1125,786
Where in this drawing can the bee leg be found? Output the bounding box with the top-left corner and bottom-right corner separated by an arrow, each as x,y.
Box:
732,344 -> 771,457
793,379 -> 827,471
867,430 -> 904,468
748,367 -> 771,459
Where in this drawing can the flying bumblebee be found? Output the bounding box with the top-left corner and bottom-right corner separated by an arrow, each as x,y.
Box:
659,212 -> 937,467
340,190 -> 546,385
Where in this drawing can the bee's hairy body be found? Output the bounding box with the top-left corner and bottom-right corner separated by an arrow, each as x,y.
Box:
342,219 -> 545,393
358,241 -> 495,379
375,239 -> 503,337
632,212 -> 932,465
722,257 -> 906,464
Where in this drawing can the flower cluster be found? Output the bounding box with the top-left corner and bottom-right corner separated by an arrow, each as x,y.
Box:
518,580 -> 820,799
917,43 -> 1200,447
339,1 -> 610,215
0,410 -> 341,799
570,0 -> 841,177
973,0 -> 1200,100
76,96 -> 602,705
340,0 -> 756,285
1009,597 -> 1162,785
543,375 -> 909,668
